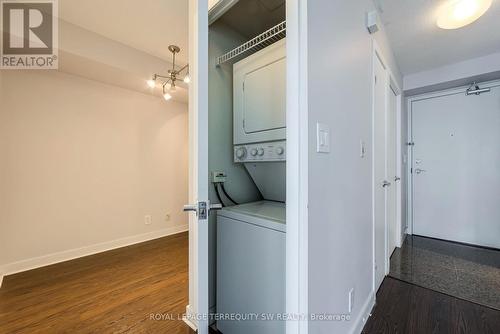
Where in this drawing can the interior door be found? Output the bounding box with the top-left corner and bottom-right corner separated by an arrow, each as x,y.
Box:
185,1 -> 210,333
386,87 -> 397,261
411,84 -> 500,249
373,52 -> 388,291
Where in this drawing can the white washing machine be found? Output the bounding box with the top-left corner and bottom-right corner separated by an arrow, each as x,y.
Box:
216,40 -> 287,334
217,201 -> 285,334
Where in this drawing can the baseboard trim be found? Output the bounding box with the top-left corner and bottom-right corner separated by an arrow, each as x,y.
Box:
183,304 -> 198,331
2,225 -> 188,277
350,290 -> 375,334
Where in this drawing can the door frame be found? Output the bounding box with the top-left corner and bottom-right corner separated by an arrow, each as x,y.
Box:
286,0 -> 309,333
186,1 -> 310,333
372,40 -> 402,285
185,0 -> 210,332
406,79 -> 500,237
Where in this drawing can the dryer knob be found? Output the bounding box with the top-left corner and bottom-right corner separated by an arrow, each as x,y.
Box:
250,148 -> 258,156
257,148 -> 264,156
236,147 -> 247,159
276,146 -> 284,155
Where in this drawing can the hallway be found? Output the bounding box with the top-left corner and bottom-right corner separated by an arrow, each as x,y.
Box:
363,277 -> 500,334
364,235 -> 500,333
390,235 -> 500,310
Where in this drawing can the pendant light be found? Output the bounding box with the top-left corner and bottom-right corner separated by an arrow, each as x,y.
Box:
147,45 -> 189,101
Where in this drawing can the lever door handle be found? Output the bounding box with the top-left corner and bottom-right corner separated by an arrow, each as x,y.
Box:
210,203 -> 223,211
414,168 -> 426,174
394,176 -> 401,182
183,204 -> 198,212
382,180 -> 391,188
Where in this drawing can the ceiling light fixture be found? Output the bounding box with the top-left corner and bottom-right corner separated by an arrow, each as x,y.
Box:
437,0 -> 492,29
147,45 -> 189,101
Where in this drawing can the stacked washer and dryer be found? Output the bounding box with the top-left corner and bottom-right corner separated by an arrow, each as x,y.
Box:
216,39 -> 286,334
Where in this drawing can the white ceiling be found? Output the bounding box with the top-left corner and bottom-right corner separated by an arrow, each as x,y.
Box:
59,0 -> 189,64
378,0 -> 500,75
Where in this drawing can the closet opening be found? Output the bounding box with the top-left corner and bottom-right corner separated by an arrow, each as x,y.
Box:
208,0 -> 287,332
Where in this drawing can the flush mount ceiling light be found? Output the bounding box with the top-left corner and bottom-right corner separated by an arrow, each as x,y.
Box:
437,0 -> 492,29
147,45 -> 190,101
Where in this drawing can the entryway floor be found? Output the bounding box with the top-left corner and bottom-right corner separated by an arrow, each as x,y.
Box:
363,277 -> 500,334
389,235 -> 500,310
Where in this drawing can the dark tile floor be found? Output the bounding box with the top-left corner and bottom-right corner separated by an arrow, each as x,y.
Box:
389,235 -> 500,310
363,277 -> 500,334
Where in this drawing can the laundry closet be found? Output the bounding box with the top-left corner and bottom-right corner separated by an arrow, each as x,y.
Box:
207,1 -> 286,333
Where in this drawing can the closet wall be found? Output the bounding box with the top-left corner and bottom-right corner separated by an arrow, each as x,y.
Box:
207,21 -> 262,309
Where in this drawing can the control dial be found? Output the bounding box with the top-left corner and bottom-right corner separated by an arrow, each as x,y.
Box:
250,148 -> 258,156
276,146 -> 284,155
236,147 -> 247,159
257,148 -> 265,156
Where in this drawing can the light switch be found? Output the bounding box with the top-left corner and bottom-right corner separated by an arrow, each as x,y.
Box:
316,123 -> 330,153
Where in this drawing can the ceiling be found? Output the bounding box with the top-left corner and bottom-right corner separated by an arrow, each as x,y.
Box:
378,0 -> 500,75
59,0 -> 189,64
218,0 -> 285,38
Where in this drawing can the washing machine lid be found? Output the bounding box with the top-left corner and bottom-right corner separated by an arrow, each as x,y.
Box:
217,201 -> 286,232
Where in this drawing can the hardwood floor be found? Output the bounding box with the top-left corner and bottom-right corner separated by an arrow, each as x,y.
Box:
0,232 -> 195,334
363,277 -> 500,334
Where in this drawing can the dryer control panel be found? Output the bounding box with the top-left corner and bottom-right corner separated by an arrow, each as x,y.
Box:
234,140 -> 286,162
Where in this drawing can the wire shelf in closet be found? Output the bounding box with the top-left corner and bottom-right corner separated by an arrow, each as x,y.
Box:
216,20 -> 286,66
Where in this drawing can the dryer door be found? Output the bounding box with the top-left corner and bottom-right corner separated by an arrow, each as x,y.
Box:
233,40 -> 286,144
243,58 -> 286,134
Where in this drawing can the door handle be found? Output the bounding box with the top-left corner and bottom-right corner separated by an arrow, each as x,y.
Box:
394,176 -> 401,182
183,201 -> 222,219
414,168 -> 426,174
210,203 -> 223,211
183,204 -> 198,212
382,180 -> 391,188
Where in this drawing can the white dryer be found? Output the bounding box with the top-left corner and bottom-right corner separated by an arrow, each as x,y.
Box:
233,39 -> 286,145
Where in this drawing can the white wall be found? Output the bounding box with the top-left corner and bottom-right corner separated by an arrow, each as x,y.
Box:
0,70 -> 188,274
404,51 -> 500,96
207,22 -> 262,310
306,1 -> 402,333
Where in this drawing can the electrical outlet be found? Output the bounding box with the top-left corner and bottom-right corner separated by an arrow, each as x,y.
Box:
348,288 -> 355,313
165,213 -> 171,222
211,171 -> 227,183
144,215 -> 152,225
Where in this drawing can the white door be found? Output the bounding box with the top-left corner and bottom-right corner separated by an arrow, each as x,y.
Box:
386,87 -> 397,261
373,52 -> 388,290
411,84 -> 500,249
185,1 -> 211,333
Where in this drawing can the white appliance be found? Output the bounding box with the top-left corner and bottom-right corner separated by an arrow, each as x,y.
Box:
233,39 -> 286,145
217,40 -> 287,333
217,201 -> 285,334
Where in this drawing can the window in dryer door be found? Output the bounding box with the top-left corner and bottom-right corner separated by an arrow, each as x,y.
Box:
243,57 -> 286,134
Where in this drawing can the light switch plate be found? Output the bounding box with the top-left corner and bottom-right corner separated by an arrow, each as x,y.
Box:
316,123 -> 330,153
